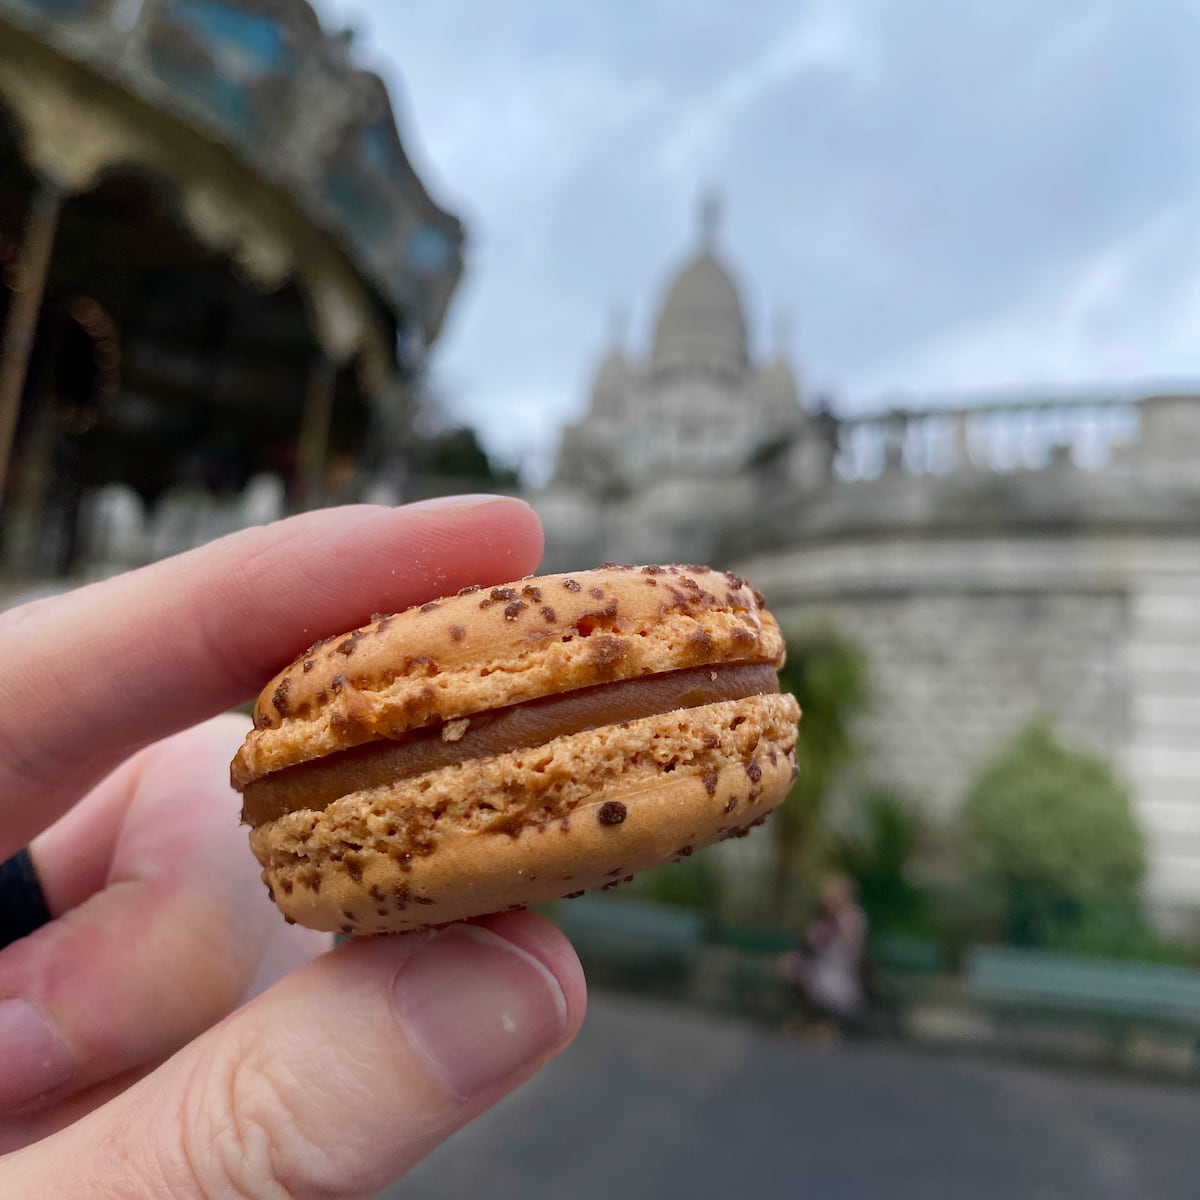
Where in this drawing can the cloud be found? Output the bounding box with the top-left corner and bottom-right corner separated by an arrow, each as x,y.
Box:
310,1 -> 1200,478
658,3 -> 875,178
874,200 -> 1200,400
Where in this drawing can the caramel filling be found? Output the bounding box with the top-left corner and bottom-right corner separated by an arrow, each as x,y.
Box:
241,662 -> 780,827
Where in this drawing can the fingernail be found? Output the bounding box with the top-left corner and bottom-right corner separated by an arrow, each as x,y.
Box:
393,924 -> 568,1099
0,999 -> 74,1111
403,494 -> 519,513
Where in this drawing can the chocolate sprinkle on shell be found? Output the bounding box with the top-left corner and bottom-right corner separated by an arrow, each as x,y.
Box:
335,632 -> 363,656
598,800 -> 628,826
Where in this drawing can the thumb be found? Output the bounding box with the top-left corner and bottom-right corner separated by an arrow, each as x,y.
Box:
3,913 -> 585,1199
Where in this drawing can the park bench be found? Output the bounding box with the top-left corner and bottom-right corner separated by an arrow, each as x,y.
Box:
866,933 -> 947,1030
966,944 -> 1200,1042
706,928 -> 948,1027
870,932 -> 946,976
708,924 -> 794,1020
554,895 -> 706,994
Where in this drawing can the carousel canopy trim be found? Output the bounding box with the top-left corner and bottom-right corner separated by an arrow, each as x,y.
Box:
0,0 -> 464,349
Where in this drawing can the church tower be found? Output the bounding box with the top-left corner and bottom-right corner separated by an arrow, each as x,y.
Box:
552,194 -> 804,493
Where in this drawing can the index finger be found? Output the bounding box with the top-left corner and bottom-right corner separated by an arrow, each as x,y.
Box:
0,496 -> 543,857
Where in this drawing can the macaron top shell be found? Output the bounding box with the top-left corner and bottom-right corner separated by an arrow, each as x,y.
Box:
232,564 -> 784,787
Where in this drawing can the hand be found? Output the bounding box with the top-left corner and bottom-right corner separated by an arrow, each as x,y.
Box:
0,497 -> 587,1198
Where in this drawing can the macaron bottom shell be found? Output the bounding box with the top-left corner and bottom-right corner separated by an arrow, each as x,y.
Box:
250,692 -> 799,935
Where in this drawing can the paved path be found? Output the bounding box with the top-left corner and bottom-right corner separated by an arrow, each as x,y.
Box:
385,992 -> 1200,1199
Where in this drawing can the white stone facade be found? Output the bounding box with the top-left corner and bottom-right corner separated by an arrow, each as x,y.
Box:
550,208 -> 806,509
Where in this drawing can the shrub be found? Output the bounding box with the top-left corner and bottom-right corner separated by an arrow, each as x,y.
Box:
626,853 -> 721,913
1049,894 -> 1193,964
757,626 -> 869,925
776,627 -> 868,866
835,787 -> 927,935
964,724 -> 1146,952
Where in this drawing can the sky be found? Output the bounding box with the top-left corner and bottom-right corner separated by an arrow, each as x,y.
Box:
315,1 -> 1200,483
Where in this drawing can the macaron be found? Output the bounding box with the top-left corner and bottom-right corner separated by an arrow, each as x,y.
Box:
232,563 -> 801,934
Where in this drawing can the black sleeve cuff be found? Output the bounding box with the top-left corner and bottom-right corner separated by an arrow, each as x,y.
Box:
0,848 -> 52,950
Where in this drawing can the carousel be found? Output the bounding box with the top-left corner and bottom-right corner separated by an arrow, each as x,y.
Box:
0,0 -> 463,579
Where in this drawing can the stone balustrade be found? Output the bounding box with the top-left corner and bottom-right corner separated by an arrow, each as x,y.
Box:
833,396 -> 1144,481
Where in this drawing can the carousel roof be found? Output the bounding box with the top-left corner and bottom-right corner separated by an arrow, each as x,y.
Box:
0,0 -> 464,355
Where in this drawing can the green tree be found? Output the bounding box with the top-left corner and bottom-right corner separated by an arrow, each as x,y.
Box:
394,372 -> 521,489
628,853 -> 722,914
836,787 -> 927,934
775,628 -> 868,915
964,724 -> 1147,951
426,426 -> 520,487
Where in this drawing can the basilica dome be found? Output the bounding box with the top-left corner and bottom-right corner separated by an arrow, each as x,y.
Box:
650,246 -> 748,378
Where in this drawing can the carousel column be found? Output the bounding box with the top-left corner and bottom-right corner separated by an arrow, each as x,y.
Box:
0,177 -> 62,529
297,353 -> 336,510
